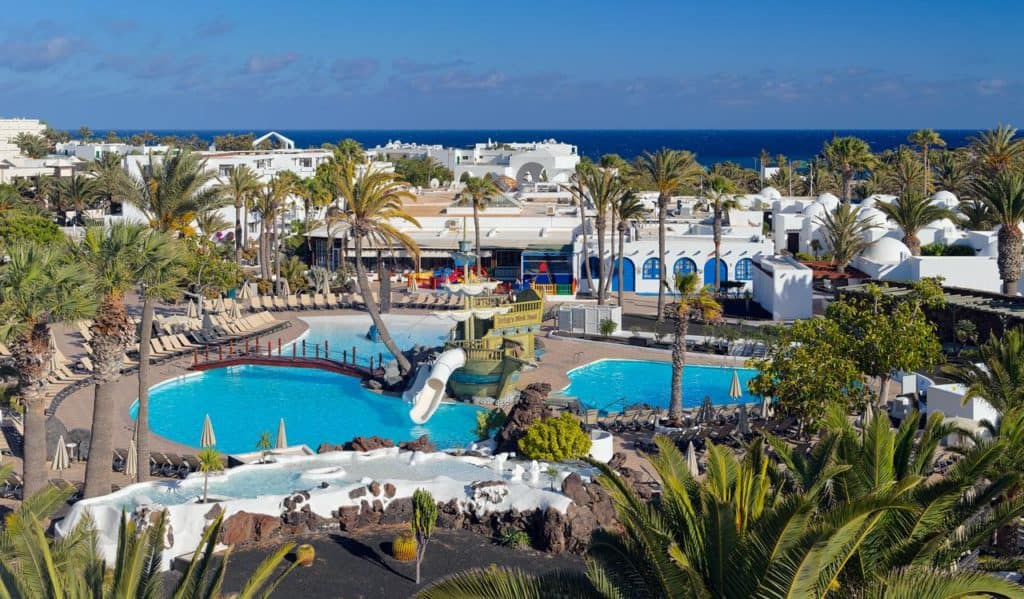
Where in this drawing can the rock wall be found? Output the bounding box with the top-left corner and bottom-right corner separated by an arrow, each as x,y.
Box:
494,383 -> 553,454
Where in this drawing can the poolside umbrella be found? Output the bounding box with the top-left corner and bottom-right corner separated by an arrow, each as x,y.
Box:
215,296 -> 226,314
729,369 -> 743,400
186,299 -> 199,319
736,403 -> 750,436
276,418 -> 288,449
697,396 -> 714,424
126,437 -> 138,479
50,434 -> 70,472
230,301 -> 242,321
685,441 -> 699,477
760,396 -> 773,419
48,329 -> 58,351
862,402 -> 874,427
200,414 -> 217,448
279,278 -> 291,298
237,282 -> 252,300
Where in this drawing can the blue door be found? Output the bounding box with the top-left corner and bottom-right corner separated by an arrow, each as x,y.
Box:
612,258 -> 635,292
703,258 -> 728,288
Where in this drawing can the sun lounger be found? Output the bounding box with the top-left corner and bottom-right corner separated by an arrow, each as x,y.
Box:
313,294 -> 326,309
300,294 -> 314,310
112,448 -> 127,472
271,295 -> 286,311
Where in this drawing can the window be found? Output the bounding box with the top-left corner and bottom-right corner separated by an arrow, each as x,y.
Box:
297,158 -> 312,168
735,258 -> 753,281
219,165 -> 234,176
641,257 -> 660,279
256,159 -> 272,169
673,258 -> 697,277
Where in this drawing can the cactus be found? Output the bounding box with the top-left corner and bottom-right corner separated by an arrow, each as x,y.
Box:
392,529 -> 417,561
294,543 -> 316,567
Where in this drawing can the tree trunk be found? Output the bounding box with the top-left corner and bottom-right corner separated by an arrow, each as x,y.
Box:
842,170 -> 853,203
83,299 -> 133,498
579,201 -> 595,296
259,226 -> 269,281
136,296 -> 155,483
657,193 -> 668,322
997,225 -> 1022,295
904,233 -> 922,256
13,324 -> 51,498
603,210 -> 616,302
273,211 -> 282,296
713,209 -> 723,291
354,235 -> 411,373
877,375 -> 891,408
617,225 -> 626,307
234,200 -> 243,265
669,316 -> 688,422
595,215 -> 606,305
923,147 -> 929,196
473,202 -> 483,278
203,473 -> 209,503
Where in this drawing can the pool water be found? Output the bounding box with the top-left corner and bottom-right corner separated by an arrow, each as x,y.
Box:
134,365 -> 483,453
297,314 -> 453,367
565,359 -> 759,413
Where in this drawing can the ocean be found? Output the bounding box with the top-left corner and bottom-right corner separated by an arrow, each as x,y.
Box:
107,129 -> 978,168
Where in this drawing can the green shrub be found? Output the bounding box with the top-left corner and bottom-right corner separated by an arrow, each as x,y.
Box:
793,252 -> 815,262
497,527 -> 530,549
599,318 -> 617,336
518,412 -> 591,461
921,242 -> 977,256
475,409 -> 506,440
0,210 -> 61,247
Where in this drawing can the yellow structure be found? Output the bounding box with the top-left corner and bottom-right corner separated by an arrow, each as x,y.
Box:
446,288 -> 544,400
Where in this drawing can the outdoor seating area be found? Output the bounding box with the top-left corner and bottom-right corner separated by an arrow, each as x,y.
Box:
242,290 -> 464,312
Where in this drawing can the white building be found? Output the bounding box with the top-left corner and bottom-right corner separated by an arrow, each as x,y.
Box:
0,118 -> 46,161
55,140 -> 170,162
750,255 -> 813,320
369,138 -> 581,185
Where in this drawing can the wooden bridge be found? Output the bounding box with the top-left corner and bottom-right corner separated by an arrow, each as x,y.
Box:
188,336 -> 385,380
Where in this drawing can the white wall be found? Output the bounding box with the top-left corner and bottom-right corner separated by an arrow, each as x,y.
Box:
926,383 -> 998,424
751,256 -> 813,320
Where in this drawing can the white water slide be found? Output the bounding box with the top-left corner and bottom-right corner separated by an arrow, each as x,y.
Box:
406,348 -> 467,424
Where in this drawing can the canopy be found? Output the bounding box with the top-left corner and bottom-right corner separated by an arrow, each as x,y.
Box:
200,414 -> 217,448
442,282 -> 501,296
729,370 -> 743,400
276,418 -> 288,449
431,306 -> 511,322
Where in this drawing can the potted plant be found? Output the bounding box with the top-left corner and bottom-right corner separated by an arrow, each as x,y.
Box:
256,431 -> 272,463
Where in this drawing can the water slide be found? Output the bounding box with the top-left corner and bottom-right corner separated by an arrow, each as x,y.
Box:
406,348 -> 467,424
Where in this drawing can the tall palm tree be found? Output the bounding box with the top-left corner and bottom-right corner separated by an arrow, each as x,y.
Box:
88,152 -> 130,210
250,184 -> 280,281
974,172 -> 1024,294
886,146 -> 929,196
75,223 -> 151,498
668,273 -> 721,423
943,328 -> 1024,414
908,129 -> 946,195
638,149 -> 702,321
266,173 -> 301,294
124,149 -> 221,235
324,138 -> 365,163
572,167 -> 630,304
135,231 -> 185,484
218,165 -> 261,265
931,149 -> 973,197
332,159 -> 420,374
876,191 -> 956,255
0,244 -> 95,497
959,197 -> 994,230
55,173 -> 101,223
823,135 -> 876,202
816,203 -> 879,273
460,176 -> 500,278
969,124 -> 1024,176
563,163 -> 597,296
615,193 -> 645,307
701,174 -> 739,291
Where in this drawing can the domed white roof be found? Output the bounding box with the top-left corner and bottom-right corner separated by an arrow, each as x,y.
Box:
760,186 -> 782,200
857,206 -> 888,227
861,237 -> 912,264
926,217 -> 959,231
860,196 -> 877,209
816,192 -> 840,211
874,194 -> 898,204
803,201 -> 827,221
735,195 -> 754,209
931,190 -> 959,208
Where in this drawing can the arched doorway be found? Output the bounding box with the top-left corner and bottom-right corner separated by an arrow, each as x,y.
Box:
612,258 -> 635,292
703,258 -> 728,288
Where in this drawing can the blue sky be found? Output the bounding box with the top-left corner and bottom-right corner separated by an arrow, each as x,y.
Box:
2,0 -> 1020,129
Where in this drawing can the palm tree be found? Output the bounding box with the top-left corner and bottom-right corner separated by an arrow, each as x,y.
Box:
219,165 -> 262,264
931,149 -> 974,197
823,135 -> 876,202
124,149 -> 221,235
668,273 -> 721,423
12,132 -> 49,159
908,129 -> 946,195
563,163 -> 597,296
332,159 -> 420,374
974,172 -> 1024,294
268,173 -> 301,294
615,193 -> 645,307
876,191 -> 956,255
135,231 -> 185,483
76,223 -> 150,498
969,124 -> 1024,176
88,152 -> 130,210
197,447 -> 223,504
886,146 -> 929,196
460,176 -> 500,278
701,174 -> 739,291
0,243 -> 95,497
571,167 -> 630,304
194,206 -> 231,239
638,149 -> 702,321
943,328 -> 1024,414
55,173 -> 100,223
250,184 -> 280,281
324,138 -> 365,163
816,203 -> 879,273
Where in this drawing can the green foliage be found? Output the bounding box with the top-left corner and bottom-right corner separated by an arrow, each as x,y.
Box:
920,241 -> 977,256
517,412 -> 591,461
279,255 -> 308,292
0,210 -> 62,248
13,132 -> 49,158
394,156 -> 453,187
412,488 -> 439,584
474,409 -> 506,440
393,529 -> 418,561
497,527 -> 530,549
185,238 -> 244,298
213,132 -> 256,150
943,328 -> 1024,414
256,431 -> 272,451
598,318 -> 617,336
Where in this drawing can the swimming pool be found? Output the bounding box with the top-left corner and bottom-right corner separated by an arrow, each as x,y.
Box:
134,365 -> 482,453
296,314 -> 453,367
564,359 -> 759,412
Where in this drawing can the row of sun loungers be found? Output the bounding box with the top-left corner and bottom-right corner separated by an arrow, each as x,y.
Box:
244,291 -> 463,312
113,448 -> 201,479
188,311 -> 283,346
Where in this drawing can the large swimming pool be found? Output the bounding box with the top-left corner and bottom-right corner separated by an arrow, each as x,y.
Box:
135,314 -> 476,453
564,359 -> 759,413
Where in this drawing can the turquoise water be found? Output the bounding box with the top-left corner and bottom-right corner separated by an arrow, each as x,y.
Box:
134,365 -> 482,453
565,359 -> 759,413
297,314 -> 453,366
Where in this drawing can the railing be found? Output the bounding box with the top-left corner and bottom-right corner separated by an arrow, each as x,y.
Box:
189,336 -> 384,378
463,347 -> 505,362
465,295 -> 506,310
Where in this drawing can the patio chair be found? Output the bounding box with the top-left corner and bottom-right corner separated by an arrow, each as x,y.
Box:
300,294 -> 314,310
